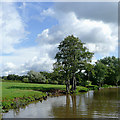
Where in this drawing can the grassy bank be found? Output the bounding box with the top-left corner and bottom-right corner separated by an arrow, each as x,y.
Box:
2,82 -> 88,112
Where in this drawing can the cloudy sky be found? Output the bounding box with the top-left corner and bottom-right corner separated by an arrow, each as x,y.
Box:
0,2 -> 118,76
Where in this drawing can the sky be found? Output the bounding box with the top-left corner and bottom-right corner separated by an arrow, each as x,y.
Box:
0,2 -> 118,76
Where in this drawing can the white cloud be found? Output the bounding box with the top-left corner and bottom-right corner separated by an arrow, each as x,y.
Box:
2,62 -> 16,76
2,55 -> 55,76
41,8 -> 55,16
1,44 -> 56,76
37,12 -> 118,56
23,55 -> 55,72
1,3 -> 118,76
0,3 -> 28,54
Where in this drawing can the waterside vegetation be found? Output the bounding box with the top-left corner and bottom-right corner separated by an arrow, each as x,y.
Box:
2,82 -> 91,112
1,35 -> 120,112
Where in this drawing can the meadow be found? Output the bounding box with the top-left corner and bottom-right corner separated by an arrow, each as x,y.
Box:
2,81 -> 88,112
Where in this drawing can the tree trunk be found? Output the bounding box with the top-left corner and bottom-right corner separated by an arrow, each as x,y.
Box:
74,76 -> 76,91
66,79 -> 70,93
71,76 -> 74,92
72,74 -> 76,92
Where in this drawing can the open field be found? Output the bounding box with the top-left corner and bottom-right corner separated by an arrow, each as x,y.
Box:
2,82 -> 88,112
2,82 -> 66,99
2,82 -> 90,99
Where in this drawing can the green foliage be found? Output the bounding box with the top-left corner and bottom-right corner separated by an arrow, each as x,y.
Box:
89,56 -> 120,87
86,85 -> 99,90
93,62 -> 107,86
87,80 -> 92,85
101,84 -> 112,88
76,86 -> 88,92
52,63 -> 65,84
54,35 -> 93,92
96,56 -> 119,86
22,78 -> 29,83
27,70 -> 47,83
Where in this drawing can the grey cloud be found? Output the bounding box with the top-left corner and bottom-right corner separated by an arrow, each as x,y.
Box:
80,27 -> 107,43
54,2 -> 118,24
22,57 -> 55,72
37,11 -> 117,56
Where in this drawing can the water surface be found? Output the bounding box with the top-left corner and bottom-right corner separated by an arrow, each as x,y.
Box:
3,88 -> 120,118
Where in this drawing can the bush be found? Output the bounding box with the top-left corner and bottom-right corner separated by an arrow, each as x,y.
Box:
86,85 -> 99,90
22,78 -> 29,83
76,87 -> 88,92
102,84 -> 112,88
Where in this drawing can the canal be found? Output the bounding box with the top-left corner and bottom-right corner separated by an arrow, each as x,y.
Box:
2,88 -> 120,118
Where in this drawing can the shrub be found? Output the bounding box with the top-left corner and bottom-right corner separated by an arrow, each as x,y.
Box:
76,87 -> 88,92
22,78 -> 29,83
86,85 -> 99,90
102,84 -> 112,88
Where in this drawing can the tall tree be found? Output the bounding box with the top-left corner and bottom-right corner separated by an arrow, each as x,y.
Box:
54,35 -> 93,93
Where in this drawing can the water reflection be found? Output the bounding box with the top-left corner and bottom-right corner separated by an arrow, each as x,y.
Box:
3,88 -> 119,118
51,88 -> 119,118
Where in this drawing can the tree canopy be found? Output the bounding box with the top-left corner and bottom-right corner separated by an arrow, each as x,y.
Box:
54,35 -> 93,93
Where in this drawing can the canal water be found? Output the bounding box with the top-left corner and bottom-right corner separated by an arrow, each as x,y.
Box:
2,88 -> 120,118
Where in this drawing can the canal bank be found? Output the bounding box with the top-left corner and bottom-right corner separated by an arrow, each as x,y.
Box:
2,82 -> 90,113
2,87 -> 119,118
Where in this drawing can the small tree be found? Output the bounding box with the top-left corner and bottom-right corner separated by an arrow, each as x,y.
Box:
54,35 -> 93,93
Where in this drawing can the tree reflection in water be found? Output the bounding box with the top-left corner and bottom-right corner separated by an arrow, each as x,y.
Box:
50,88 -> 119,118
3,88 -> 119,118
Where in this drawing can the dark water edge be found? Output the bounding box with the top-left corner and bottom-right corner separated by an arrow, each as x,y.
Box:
2,88 -> 120,119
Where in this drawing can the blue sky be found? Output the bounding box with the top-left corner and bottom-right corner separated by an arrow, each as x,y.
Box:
0,2 -> 118,76
15,2 -> 58,48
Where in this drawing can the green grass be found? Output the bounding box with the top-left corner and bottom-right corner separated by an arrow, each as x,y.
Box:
2,82 -> 88,112
2,82 -> 66,99
2,82 -> 66,111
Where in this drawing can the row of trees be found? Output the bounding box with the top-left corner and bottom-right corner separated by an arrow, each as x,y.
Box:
3,56 -> 119,86
2,35 -> 120,93
54,35 -> 120,92
91,56 -> 120,86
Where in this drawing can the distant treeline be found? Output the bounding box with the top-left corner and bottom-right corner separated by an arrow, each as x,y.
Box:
1,35 -> 120,90
1,56 -> 120,86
